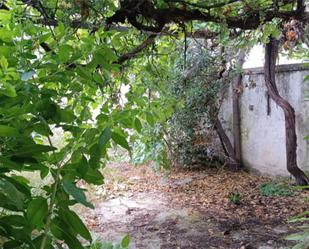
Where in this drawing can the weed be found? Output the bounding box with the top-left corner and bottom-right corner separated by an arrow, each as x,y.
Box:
89,235 -> 130,249
228,192 -> 241,205
260,182 -> 294,197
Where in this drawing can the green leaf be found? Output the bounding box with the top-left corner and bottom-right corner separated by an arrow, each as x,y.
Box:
60,209 -> 92,241
111,132 -> 130,151
55,22 -> 66,37
2,83 -> 16,97
76,156 -> 89,177
95,241 -> 113,249
121,235 -> 130,248
0,179 -> 25,210
7,175 -> 31,197
76,66 -> 92,80
40,166 -> 49,179
58,44 -> 72,63
83,168 -> 104,185
0,10 -> 11,21
0,215 -> 25,227
62,231 -> 84,249
32,123 -> 52,136
99,127 -> 112,149
50,218 -> 63,239
63,180 -> 94,208
285,232 -> 305,241
32,234 -> 53,249
58,108 -> 76,123
13,144 -> 56,157
146,112 -> 155,127
97,47 -> 118,62
0,56 -> 8,70
134,118 -> 142,133
51,218 -> 84,249
89,144 -> 102,169
97,113 -> 109,125
26,197 -> 48,229
0,157 -> 22,170
0,28 -> 13,42
0,125 -> 19,137
3,240 -> 23,249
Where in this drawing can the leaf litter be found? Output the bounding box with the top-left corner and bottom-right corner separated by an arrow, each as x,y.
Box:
80,163 -> 308,249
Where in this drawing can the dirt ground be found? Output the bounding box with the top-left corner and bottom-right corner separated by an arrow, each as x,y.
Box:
81,163 -> 309,249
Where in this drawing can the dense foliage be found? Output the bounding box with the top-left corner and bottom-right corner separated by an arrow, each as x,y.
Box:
167,41 -> 240,167
0,2 -> 174,248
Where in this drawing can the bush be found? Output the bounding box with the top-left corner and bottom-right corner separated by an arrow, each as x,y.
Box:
166,40 -> 239,167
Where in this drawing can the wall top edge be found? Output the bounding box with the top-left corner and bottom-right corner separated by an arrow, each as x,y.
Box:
244,63 -> 309,75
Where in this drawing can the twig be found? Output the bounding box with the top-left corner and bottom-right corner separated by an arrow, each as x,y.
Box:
37,117 -> 63,249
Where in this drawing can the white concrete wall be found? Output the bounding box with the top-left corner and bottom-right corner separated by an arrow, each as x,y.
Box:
220,63 -> 309,176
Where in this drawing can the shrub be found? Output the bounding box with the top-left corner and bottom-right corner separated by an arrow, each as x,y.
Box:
166,40 -> 239,168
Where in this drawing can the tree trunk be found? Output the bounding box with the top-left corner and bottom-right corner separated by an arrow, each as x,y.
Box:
214,118 -> 240,170
214,47 -> 242,171
232,52 -> 245,164
264,37 -> 309,185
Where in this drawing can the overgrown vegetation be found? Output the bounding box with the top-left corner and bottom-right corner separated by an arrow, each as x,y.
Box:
167,42 -> 241,167
0,2 -> 157,248
0,0 -> 308,248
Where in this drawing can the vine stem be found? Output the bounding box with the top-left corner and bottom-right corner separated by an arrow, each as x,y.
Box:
40,135 -> 62,249
40,165 -> 61,248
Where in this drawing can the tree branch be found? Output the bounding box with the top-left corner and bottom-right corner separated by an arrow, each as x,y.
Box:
165,0 -> 240,10
21,0 -> 50,21
117,35 -> 156,64
18,0 -> 309,35
106,0 -> 307,32
297,0 -> 305,14
39,35 -> 156,68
